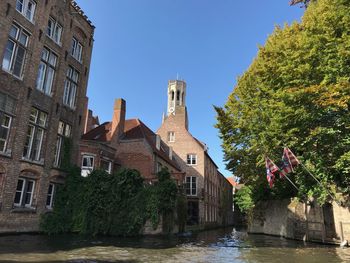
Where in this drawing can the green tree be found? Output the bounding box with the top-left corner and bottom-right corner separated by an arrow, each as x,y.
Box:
215,0 -> 350,206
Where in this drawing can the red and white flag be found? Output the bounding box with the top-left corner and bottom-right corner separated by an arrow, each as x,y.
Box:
283,147 -> 300,167
265,157 -> 279,188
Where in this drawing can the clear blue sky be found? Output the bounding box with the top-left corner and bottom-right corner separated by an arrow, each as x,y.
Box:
75,0 -> 304,177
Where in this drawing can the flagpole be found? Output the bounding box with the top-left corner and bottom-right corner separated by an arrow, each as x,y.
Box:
284,174 -> 299,191
300,162 -> 339,204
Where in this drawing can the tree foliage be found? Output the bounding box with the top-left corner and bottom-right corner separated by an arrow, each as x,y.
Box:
40,167 -> 185,236
215,0 -> 350,207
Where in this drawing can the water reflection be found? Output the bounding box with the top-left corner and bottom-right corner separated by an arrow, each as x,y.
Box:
0,227 -> 349,263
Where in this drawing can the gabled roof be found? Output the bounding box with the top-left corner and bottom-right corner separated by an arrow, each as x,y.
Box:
81,121 -> 110,142
122,119 -> 181,171
81,119 -> 181,171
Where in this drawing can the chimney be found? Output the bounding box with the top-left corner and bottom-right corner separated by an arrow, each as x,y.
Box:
111,98 -> 126,142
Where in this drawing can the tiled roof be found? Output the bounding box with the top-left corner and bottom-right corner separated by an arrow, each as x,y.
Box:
81,121 -> 110,142
81,119 -> 181,171
122,119 -> 181,171
227,177 -> 238,187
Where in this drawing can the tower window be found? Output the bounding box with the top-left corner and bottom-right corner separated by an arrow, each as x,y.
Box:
168,131 -> 175,142
176,91 -> 180,101
171,91 -> 174,101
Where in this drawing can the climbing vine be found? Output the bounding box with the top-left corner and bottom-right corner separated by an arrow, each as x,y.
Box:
40,167 -> 186,236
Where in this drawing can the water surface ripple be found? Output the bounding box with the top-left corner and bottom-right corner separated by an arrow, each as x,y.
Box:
0,227 -> 349,263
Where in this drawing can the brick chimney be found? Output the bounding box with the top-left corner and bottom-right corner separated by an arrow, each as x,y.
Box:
110,98 -> 126,144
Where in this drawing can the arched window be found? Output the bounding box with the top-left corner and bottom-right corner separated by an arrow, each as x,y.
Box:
176,91 -> 180,101
171,91 -> 174,101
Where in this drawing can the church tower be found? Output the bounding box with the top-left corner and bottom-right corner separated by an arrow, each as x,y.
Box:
165,80 -> 188,130
167,80 -> 186,115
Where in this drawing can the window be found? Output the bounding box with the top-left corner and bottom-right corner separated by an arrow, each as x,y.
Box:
100,159 -> 112,174
46,183 -> 55,209
14,178 -> 35,208
185,176 -> 197,196
71,38 -> 83,62
187,154 -> 197,165
16,0 -> 36,22
47,17 -> 62,44
23,108 -> 47,161
0,114 -> 12,153
2,24 -> 29,78
0,92 -> 16,154
81,154 -> 94,177
63,66 -> 79,108
36,48 -> 57,95
53,121 -> 72,167
167,131 -> 175,142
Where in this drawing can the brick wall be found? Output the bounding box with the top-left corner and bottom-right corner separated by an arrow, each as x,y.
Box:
0,0 -> 94,233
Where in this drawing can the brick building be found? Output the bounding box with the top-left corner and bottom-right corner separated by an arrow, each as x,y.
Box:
80,99 -> 184,184
0,0 -> 94,233
157,80 -> 233,228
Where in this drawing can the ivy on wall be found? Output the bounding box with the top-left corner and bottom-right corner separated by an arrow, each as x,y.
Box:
40,167 -> 187,236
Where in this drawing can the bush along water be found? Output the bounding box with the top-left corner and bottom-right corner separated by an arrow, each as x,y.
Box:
40,167 -> 187,236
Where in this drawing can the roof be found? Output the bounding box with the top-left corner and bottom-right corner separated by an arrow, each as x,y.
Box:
123,119 -> 181,171
226,177 -> 238,187
81,121 -> 110,142
81,119 -> 181,171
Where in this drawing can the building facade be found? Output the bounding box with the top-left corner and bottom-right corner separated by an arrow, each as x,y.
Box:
80,99 -> 184,184
0,0 -> 94,233
157,80 -> 233,228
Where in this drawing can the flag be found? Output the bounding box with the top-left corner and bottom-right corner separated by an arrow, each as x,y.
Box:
265,157 -> 278,188
283,147 -> 300,168
279,149 -> 293,178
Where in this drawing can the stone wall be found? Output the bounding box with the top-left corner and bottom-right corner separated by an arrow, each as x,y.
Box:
248,198 -> 350,244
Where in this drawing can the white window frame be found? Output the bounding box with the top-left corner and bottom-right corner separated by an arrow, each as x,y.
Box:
63,66 -> 79,109
71,37 -> 83,63
16,0 -> 36,22
53,121 -> 72,167
81,154 -> 94,177
168,131 -> 175,142
0,113 -> 12,153
13,178 -> 35,208
2,24 -> 30,78
187,154 -> 197,165
36,47 -> 57,95
185,176 -> 197,196
47,17 -> 62,45
46,183 -> 55,209
22,108 -> 47,161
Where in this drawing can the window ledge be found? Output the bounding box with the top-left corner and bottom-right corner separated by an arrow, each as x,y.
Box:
20,157 -> 44,166
62,104 -> 76,111
0,150 -> 12,158
35,88 -> 53,98
46,35 -> 62,47
1,68 -> 23,81
11,206 -> 37,213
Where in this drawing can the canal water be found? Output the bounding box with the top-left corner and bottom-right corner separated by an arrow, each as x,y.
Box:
0,227 -> 349,263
